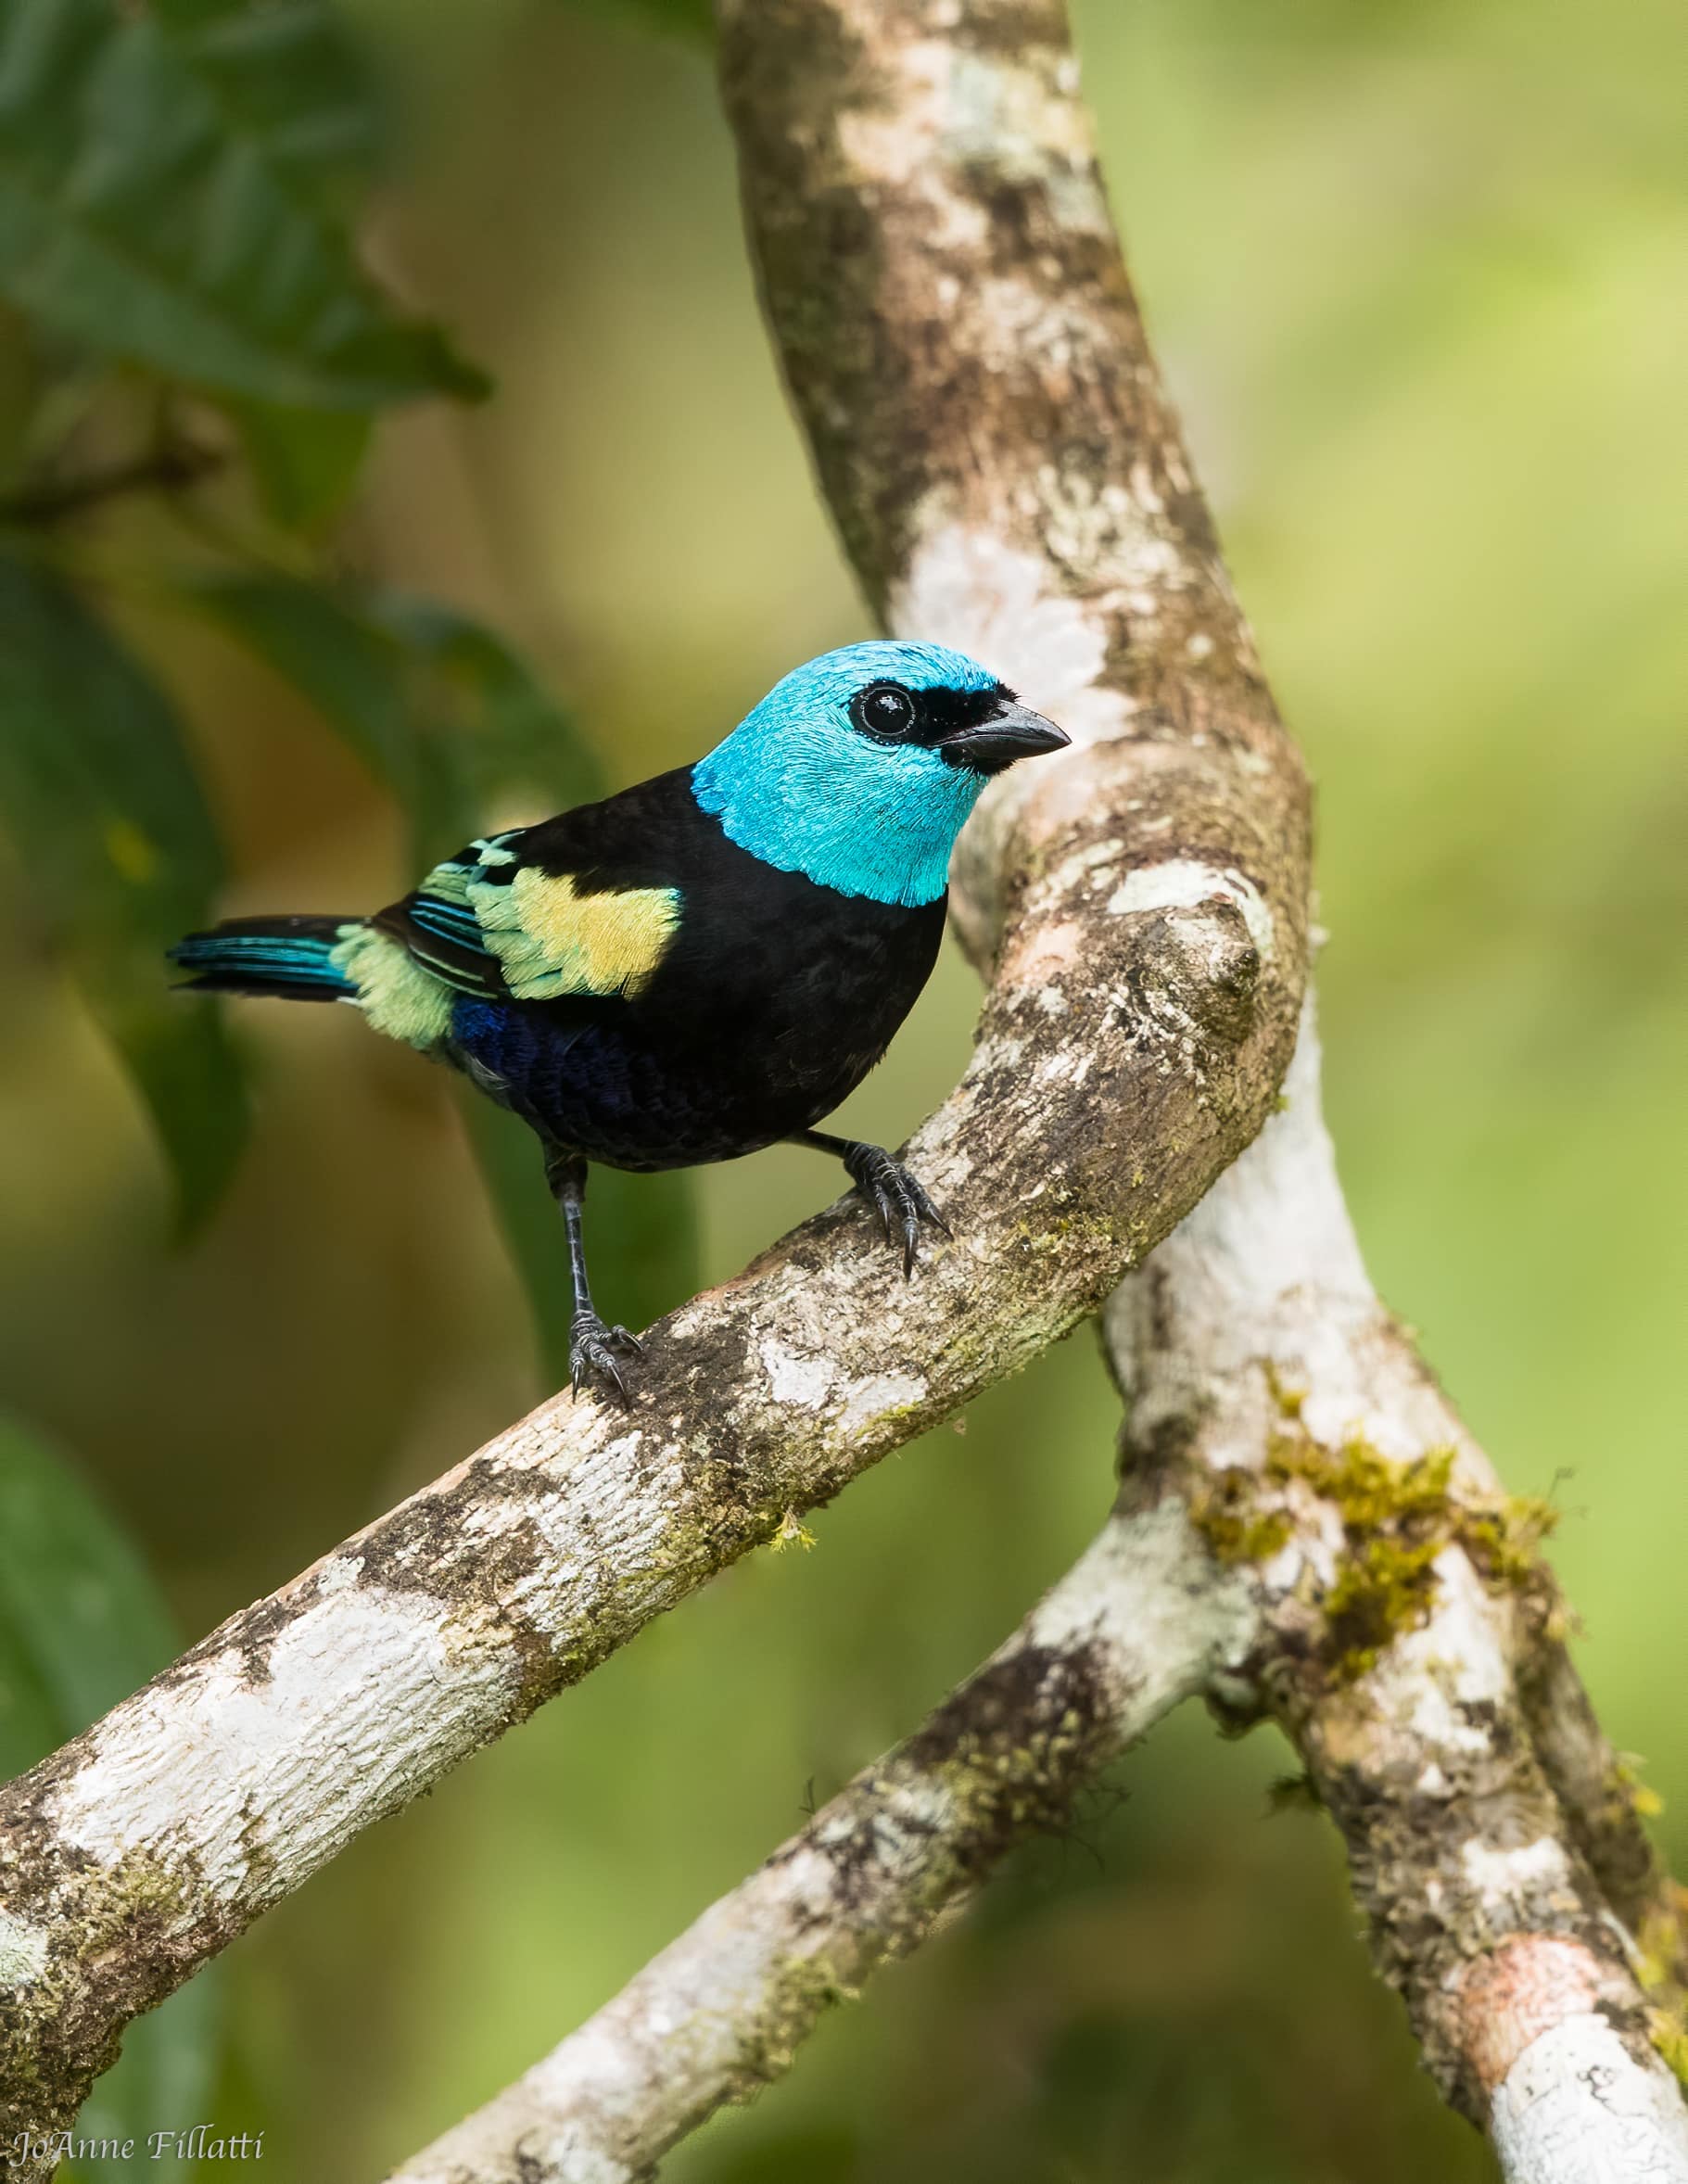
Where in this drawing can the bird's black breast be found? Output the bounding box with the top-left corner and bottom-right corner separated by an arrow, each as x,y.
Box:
451,769 -> 948,1170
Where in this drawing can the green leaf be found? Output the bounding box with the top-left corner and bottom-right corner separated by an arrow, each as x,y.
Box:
185,571 -> 476,865
0,1414 -> 223,2176
186,572 -> 603,857
367,589 -> 604,814
154,0 -> 387,524
187,568 -> 418,789
0,1417 -> 177,1774
0,550 -> 248,1229
0,0 -> 488,409
0,1600 -> 57,1776
146,0 -> 386,213
72,1982 -> 224,2183
458,1097 -> 577,1390
589,1165 -> 701,1349
86,967 -> 250,1238
230,399 -> 373,529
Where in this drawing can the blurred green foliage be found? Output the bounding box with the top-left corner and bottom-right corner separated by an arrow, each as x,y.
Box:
0,0 -> 1682,2178
0,551 -> 245,1233
0,0 -> 481,406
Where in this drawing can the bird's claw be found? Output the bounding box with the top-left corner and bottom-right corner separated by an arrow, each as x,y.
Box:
844,1146 -> 950,1277
569,1313 -> 646,1403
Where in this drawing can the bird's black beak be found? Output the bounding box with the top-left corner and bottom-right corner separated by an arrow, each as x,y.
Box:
938,701 -> 1072,777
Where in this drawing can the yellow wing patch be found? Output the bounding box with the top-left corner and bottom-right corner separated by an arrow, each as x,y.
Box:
468,868 -> 681,1000
331,924 -> 455,1048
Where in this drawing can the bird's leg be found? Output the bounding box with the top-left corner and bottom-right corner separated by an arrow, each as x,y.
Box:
543,1148 -> 646,1400
790,1129 -> 951,1277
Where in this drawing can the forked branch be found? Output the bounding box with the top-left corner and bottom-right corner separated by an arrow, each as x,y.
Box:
372,0 -> 1688,2176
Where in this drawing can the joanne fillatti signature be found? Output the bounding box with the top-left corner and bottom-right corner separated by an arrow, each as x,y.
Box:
8,2127 -> 265,2165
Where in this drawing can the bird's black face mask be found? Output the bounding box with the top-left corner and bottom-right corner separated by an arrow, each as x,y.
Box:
847,679 -> 1071,777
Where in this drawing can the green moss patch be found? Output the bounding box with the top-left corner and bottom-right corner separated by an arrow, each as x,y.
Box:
1187,1389 -> 1561,1687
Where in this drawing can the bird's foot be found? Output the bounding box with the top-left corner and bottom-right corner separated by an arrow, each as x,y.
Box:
842,1143 -> 952,1277
569,1312 -> 646,1403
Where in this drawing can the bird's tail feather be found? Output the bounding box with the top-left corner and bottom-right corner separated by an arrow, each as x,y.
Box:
169,915 -> 362,1002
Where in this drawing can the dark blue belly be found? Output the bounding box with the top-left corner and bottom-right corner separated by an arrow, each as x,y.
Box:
449,998 -> 875,1171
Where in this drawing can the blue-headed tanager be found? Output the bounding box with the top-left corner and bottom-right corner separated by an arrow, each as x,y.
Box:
170,641 -> 1069,1396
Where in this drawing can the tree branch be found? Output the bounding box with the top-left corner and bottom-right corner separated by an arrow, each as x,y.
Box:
717,0 -> 1687,2158
1110,1007 -> 1688,2178
0,440 -> 225,527
366,0 -> 1688,2174
387,1497 -> 1255,2184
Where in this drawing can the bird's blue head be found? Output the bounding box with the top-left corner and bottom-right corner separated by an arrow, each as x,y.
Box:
691,641 -> 1069,906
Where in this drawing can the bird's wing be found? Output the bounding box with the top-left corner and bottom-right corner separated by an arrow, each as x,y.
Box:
383,830 -> 684,1005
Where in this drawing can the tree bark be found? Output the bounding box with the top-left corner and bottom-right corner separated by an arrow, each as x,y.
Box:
366,0 -> 1688,2175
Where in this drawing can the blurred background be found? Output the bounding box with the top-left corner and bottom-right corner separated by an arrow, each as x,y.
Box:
0,0 -> 1683,2177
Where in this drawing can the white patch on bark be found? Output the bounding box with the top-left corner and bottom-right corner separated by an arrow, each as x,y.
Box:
48,1580 -> 522,1904
1035,466 -> 1193,617
907,1097 -> 976,1200
1460,1836 -> 1572,1911
815,1773 -> 956,1874
1106,860 -> 1276,966
839,1372 -> 927,1432
0,1909 -> 48,1988
968,1032 -> 1027,1077
448,1437 -> 679,1646
1046,839 -> 1127,898
760,1341 -> 839,1409
946,48 -> 1105,193
832,30 -> 1109,238
1035,1047 -> 1094,1087
1489,2015 -> 1688,2184
1129,998 -> 1372,1325
1107,998 -> 1411,1473
508,2139 -> 631,2184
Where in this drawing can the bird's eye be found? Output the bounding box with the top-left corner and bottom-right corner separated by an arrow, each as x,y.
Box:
849,682 -> 918,742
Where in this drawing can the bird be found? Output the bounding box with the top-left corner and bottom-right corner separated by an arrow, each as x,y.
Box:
170,641 -> 1069,1397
